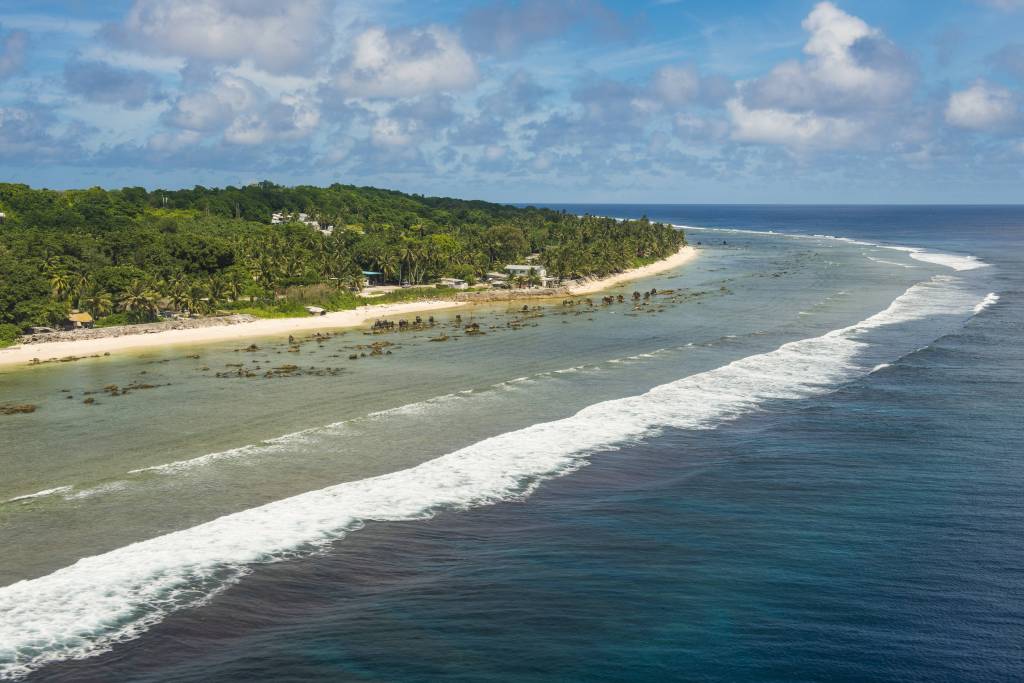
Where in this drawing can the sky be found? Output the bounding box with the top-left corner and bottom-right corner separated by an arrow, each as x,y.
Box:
0,0 -> 1022,203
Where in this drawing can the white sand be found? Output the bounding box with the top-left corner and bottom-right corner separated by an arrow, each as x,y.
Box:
566,245 -> 697,295
0,300 -> 465,368
0,245 -> 698,368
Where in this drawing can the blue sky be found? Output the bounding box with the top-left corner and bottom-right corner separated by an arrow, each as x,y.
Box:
0,0 -> 1022,203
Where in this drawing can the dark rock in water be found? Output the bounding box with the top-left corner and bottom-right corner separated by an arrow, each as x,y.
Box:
0,403 -> 36,415
83,398 -> 95,405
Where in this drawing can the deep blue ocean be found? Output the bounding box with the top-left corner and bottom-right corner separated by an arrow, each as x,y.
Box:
30,206 -> 1024,682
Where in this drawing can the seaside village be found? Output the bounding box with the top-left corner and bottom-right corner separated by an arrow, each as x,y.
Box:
30,210 -> 558,333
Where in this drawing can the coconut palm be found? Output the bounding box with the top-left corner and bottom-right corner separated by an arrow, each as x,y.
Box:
186,284 -> 211,315
80,288 -> 113,317
49,271 -> 71,300
119,279 -> 158,317
225,274 -> 243,302
207,275 -> 227,305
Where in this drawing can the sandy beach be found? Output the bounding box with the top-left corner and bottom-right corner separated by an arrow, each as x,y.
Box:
567,245 -> 697,295
0,245 -> 696,368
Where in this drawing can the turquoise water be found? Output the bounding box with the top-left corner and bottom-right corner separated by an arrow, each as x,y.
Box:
1,206 -> 1020,681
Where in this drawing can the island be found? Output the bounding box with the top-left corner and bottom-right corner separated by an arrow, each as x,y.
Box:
0,182 -> 690,363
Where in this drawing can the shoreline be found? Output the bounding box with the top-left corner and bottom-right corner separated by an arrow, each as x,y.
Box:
566,245 -> 696,295
0,245 -> 696,368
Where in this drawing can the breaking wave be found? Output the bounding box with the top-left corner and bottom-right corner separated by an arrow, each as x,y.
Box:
0,236 -> 995,680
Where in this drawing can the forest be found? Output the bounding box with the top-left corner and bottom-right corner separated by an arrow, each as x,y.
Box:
0,181 -> 684,342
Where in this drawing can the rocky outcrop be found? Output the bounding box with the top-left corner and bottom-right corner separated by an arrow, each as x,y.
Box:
17,314 -> 258,346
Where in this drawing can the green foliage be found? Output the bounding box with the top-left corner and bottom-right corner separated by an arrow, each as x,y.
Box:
0,181 -> 684,331
94,311 -> 156,328
0,323 -> 20,348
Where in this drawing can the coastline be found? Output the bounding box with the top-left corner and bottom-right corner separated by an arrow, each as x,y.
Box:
0,245 -> 696,368
566,245 -> 696,295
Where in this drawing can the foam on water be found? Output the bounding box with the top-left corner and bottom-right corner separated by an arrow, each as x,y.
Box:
3,486 -> 73,504
0,257 -> 991,679
974,292 -> 999,314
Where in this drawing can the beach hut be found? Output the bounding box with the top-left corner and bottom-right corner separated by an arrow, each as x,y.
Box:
65,311 -> 94,329
362,270 -> 385,286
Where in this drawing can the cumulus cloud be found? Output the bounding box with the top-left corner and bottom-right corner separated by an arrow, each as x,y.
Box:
727,99 -> 862,150
105,0 -> 332,75
945,81 -> 1018,130
163,74 -> 319,145
744,2 -> 912,112
333,25 -> 477,99
0,105 -> 84,161
651,65 -> 699,106
650,64 -> 735,108
0,26 -> 28,80
64,57 -> 164,108
726,2 -> 913,150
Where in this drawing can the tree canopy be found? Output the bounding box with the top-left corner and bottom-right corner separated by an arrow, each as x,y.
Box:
0,181 -> 684,332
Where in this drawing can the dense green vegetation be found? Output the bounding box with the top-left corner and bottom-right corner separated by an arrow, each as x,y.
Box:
0,181 -> 684,334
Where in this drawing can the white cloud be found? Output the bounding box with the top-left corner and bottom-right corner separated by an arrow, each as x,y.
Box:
651,64 -> 699,106
164,74 -> 319,145
147,128 -> 201,152
727,98 -> 862,149
725,2 -> 913,152
945,81 -> 1018,130
745,1 -> 911,111
370,117 -> 414,147
333,25 -> 477,99
108,0 -> 331,75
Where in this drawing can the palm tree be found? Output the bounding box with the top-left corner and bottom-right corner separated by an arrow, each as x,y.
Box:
186,284 -> 211,316
49,271 -> 71,300
81,288 -> 113,317
69,273 -> 90,306
119,279 -> 158,318
527,267 -> 542,288
207,275 -> 227,306
168,281 -> 189,312
225,274 -> 243,302
376,248 -> 399,284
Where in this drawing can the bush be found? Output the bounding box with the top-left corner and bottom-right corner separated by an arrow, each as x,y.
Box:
0,323 -> 21,348
95,311 -> 154,328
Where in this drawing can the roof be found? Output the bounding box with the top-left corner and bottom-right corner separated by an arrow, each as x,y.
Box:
362,271 -> 383,276
68,312 -> 93,323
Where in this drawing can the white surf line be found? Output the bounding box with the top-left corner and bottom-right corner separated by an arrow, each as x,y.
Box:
974,293 -> 999,314
3,486 -> 73,504
679,224 -> 992,273
0,248 -> 992,680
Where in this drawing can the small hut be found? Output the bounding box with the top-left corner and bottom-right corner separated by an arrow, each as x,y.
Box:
65,311 -> 94,330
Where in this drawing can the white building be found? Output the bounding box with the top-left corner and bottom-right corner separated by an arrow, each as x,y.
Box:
504,264 -> 547,279
271,211 -> 333,234
439,277 -> 469,290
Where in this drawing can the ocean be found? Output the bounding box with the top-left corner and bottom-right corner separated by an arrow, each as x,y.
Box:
1,205 -> 1021,681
